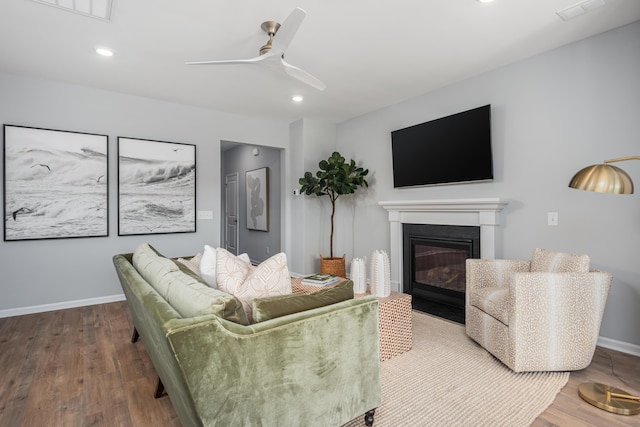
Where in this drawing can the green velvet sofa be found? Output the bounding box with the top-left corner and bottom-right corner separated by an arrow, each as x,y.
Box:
113,250 -> 382,427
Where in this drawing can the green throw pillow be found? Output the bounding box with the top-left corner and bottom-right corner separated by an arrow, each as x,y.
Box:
252,280 -> 354,323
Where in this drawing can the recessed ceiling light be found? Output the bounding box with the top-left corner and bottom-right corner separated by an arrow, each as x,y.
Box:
477,0 -> 495,3
292,95 -> 304,103
95,47 -> 114,57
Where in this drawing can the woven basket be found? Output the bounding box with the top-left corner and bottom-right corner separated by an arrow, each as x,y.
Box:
320,254 -> 346,278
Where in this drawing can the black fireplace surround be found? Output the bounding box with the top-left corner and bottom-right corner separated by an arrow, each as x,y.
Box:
403,223 -> 480,323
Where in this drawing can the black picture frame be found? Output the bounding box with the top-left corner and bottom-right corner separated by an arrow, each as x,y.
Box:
117,136 -> 196,236
246,167 -> 269,231
3,124 -> 109,241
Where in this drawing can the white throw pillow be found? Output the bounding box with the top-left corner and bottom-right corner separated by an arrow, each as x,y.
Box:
200,245 -> 252,288
216,248 -> 292,322
200,245 -> 218,288
238,252 -> 251,265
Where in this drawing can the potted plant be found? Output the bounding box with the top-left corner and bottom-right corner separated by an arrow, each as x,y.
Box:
299,151 -> 369,277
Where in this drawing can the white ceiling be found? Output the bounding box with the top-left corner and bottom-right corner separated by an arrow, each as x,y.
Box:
1,0 -> 639,123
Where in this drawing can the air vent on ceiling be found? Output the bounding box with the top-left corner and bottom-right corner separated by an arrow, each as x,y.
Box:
30,0 -> 112,22
557,0 -> 608,21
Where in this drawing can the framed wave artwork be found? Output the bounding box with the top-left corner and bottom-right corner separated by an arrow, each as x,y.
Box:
117,136 -> 196,236
3,124 -> 109,241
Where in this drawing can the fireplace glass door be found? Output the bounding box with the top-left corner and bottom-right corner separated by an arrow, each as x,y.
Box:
403,223 -> 480,321
413,243 -> 468,294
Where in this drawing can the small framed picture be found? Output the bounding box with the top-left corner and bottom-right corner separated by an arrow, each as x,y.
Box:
117,136 -> 196,235
3,124 -> 109,241
246,167 -> 269,231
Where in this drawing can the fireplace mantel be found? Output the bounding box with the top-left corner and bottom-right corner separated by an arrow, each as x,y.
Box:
379,198 -> 509,292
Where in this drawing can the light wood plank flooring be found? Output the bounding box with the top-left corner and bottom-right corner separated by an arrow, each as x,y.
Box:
1,301 -> 638,426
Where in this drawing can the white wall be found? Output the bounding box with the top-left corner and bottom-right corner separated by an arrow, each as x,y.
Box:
2,21 -> 638,351
0,72 -> 288,315
288,119 -> 337,275
334,22 -> 640,349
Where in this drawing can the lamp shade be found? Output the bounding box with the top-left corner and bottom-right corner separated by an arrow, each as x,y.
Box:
569,163 -> 634,194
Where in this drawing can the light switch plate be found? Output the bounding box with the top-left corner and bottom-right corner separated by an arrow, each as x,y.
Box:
197,210 -> 213,220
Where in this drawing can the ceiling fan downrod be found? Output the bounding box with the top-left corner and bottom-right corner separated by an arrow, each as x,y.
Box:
259,21 -> 281,55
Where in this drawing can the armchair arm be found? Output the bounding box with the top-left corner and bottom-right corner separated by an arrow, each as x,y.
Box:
508,270 -> 612,371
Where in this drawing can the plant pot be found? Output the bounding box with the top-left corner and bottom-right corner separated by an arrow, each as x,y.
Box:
320,254 -> 346,278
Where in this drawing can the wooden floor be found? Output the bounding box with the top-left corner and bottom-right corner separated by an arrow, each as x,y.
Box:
1,301 -> 638,427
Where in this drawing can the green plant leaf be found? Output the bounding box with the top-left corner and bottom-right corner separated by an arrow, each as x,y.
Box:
297,151 -> 370,256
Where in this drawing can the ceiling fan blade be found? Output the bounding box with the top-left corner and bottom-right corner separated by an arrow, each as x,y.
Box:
281,58 -> 326,91
184,7 -> 324,90
270,7 -> 306,56
185,54 -> 269,66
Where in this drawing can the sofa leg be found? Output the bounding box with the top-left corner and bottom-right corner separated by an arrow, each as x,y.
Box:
155,377 -> 166,398
131,327 -> 139,343
364,409 -> 375,426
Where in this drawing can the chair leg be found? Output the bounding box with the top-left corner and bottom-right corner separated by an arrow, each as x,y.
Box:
131,327 -> 139,343
155,377 -> 166,398
364,409 -> 375,426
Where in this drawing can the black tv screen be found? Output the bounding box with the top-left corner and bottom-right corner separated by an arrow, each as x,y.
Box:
391,105 -> 493,188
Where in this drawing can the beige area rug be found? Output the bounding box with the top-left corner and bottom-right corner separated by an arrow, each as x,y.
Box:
343,311 -> 569,427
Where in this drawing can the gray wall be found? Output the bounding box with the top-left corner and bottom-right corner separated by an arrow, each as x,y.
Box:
221,143 -> 282,263
326,22 -> 640,349
288,119 -> 338,275
0,71 -> 288,315
2,21 -> 639,352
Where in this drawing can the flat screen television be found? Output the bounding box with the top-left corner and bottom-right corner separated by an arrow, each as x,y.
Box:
391,105 -> 493,188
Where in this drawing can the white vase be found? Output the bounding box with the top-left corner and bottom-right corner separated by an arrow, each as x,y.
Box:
370,250 -> 391,297
350,257 -> 367,293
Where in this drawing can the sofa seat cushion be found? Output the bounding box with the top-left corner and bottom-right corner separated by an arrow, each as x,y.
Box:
132,243 -> 249,325
216,248 -> 292,323
253,280 -> 354,323
530,247 -> 590,273
469,286 -> 510,325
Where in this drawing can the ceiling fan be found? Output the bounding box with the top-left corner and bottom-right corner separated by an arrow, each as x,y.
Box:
186,7 -> 326,91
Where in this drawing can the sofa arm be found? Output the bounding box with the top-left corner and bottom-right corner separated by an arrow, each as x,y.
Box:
466,259 -> 531,292
167,296 -> 381,427
508,271 -> 612,371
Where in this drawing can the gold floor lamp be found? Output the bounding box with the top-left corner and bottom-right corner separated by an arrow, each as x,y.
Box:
569,155 -> 640,415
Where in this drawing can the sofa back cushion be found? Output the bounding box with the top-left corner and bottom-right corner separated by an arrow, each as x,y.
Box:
132,243 -> 248,325
252,280 -> 354,323
530,247 -> 590,273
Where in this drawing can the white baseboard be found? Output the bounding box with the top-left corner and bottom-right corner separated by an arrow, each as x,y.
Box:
597,336 -> 640,357
0,294 -> 126,319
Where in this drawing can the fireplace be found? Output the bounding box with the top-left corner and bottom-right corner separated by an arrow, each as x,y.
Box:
379,198 -> 509,323
403,224 -> 480,322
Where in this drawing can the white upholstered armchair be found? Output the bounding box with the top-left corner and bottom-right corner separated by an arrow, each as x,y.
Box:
465,248 -> 612,372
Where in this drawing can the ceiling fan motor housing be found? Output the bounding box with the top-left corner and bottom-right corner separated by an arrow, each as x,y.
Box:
259,21 -> 281,55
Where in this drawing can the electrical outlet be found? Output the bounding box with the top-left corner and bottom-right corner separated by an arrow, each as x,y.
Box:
266,246 -> 270,255
293,189 -> 300,196
547,212 -> 558,226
